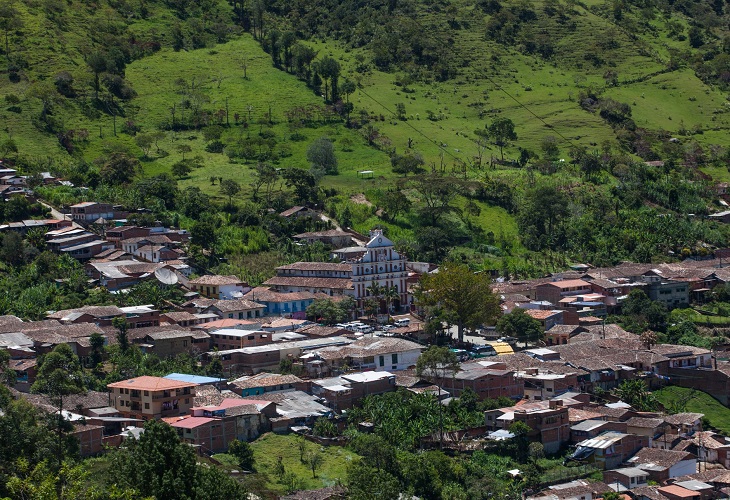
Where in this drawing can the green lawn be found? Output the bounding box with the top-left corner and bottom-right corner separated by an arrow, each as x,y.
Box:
685,311 -> 730,327
654,386 -> 730,434
247,433 -> 358,495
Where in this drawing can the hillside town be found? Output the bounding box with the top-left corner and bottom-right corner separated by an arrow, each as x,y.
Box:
5,174 -> 730,499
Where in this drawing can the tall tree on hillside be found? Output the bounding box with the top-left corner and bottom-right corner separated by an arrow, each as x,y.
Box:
416,264 -> 500,343
31,344 -> 85,467
307,137 -> 338,176
100,152 -> 141,185
410,173 -> 463,226
219,179 -> 241,207
485,117 -> 517,161
317,56 -> 341,102
0,1 -> 21,59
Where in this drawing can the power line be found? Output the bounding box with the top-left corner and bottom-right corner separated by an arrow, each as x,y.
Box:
352,2 -> 580,156
356,86 -> 466,165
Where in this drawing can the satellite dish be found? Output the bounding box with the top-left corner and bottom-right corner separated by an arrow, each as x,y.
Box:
154,268 -> 179,285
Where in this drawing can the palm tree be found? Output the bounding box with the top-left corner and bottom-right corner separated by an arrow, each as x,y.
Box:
366,282 -> 384,316
383,285 -> 400,316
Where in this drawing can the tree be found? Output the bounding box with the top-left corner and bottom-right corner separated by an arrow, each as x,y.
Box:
391,153 -> 425,176
347,460 -> 401,500
307,136 -> 338,176
409,173 -> 463,226
86,51 -> 109,99
614,379 -> 659,411
313,417 -> 338,438
416,346 -> 459,448
508,421 -> 532,462
0,1 -> 21,58
517,185 -> 569,250
540,135 -> 560,160
176,144 -> 192,160
228,439 -> 255,470
383,285 -> 400,315
306,449 -> 324,478
206,355 -> 223,377
89,332 -> 105,367
112,316 -> 129,352
602,492 -> 622,500
219,179 -> 241,206
496,308 -> 544,346
486,117 -> 517,160
0,348 -> 14,385
416,264 -> 500,343
0,138 -> 18,157
100,152 -> 140,185
307,298 -> 348,325
135,133 -> 154,158
317,56 -> 341,102
171,160 -> 193,178
377,189 -> 412,222
110,419 -> 198,499
640,330 -> 658,350
31,344 -> 85,467
283,168 -> 318,204
191,219 -> 217,249
0,231 -> 24,266
251,162 -> 279,204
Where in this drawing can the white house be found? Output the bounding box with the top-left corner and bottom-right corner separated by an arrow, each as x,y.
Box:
188,275 -> 251,299
312,337 -> 424,372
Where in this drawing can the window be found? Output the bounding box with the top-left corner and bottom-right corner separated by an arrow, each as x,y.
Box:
185,398 -> 189,404
144,391 -> 149,396
391,353 -> 398,364
144,403 -> 150,409
379,356 -> 384,367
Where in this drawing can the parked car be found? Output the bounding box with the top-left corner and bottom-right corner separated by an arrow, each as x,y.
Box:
394,318 -> 410,327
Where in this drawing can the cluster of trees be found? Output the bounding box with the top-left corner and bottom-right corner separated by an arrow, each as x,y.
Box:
343,388 -> 554,499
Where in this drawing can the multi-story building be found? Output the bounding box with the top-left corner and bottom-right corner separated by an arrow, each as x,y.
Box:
107,376 -> 196,419
70,202 -> 115,222
351,229 -> 410,312
535,280 -> 593,305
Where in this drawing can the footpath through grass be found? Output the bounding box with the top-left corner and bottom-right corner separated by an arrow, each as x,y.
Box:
654,386 -> 730,434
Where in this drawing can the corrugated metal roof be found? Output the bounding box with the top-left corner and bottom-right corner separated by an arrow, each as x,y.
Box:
577,431 -> 628,449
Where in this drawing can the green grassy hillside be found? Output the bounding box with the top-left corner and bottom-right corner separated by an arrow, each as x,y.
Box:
2,0 -> 730,272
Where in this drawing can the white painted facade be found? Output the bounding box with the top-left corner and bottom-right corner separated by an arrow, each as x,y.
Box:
351,230 -> 409,311
372,348 -> 422,371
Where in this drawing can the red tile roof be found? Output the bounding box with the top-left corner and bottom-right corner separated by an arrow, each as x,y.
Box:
166,416 -> 216,429
107,376 -> 196,391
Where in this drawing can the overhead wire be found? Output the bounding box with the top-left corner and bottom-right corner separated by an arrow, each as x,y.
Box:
352,0 -> 582,159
